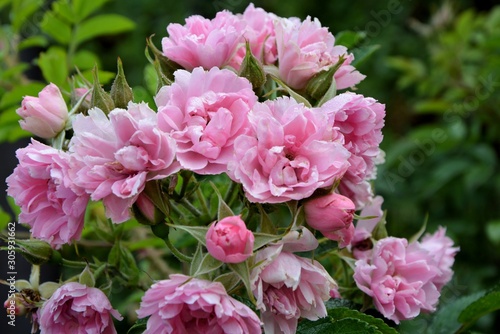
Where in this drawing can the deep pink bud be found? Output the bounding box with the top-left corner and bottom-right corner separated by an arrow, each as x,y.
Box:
304,193 -> 355,247
206,215 -> 254,263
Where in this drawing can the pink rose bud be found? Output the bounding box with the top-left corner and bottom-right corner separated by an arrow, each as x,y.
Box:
4,293 -> 27,316
16,83 -> 68,138
206,215 -> 254,263
304,193 -> 355,247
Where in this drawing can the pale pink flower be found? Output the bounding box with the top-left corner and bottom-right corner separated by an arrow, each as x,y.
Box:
251,228 -> 336,334
350,195 -> 384,260
206,215 -> 254,263
156,67 -> 257,175
137,274 -> 262,334
275,17 -> 364,90
228,96 -> 350,203
321,92 -> 385,209
16,83 -> 68,138
230,4 -> 278,69
6,140 -> 89,249
354,237 -> 441,323
162,11 -> 245,70
69,102 -> 180,223
418,227 -> 459,290
38,282 -> 122,334
304,193 -> 355,248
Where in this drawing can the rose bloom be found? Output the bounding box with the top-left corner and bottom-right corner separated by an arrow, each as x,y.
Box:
16,83 -> 68,138
137,274 -> 262,334
69,102 -> 180,223
304,193 -> 356,248
275,16 -> 365,90
354,237 -> 441,323
229,4 -> 278,70
38,282 -> 122,334
321,92 -> 385,209
251,228 -> 337,334
6,140 -> 89,249
418,227 -> 459,291
228,96 -> 350,203
156,67 -> 257,175
206,215 -> 254,263
162,11 -> 245,70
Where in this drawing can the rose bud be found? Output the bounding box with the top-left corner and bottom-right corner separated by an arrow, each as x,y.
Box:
304,193 -> 355,247
16,83 -> 68,138
206,215 -> 254,263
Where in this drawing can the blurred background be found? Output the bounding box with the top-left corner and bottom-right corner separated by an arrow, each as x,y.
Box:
1,0 -> 499,332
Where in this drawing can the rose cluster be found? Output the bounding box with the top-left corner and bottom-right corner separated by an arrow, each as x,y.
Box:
5,3 -> 458,334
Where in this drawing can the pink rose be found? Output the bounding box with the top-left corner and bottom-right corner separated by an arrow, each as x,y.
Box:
16,83 -> 68,138
229,4 -> 278,69
38,282 -> 122,334
6,140 -> 89,249
69,102 -> 180,223
304,193 -> 355,248
321,92 -> 385,209
137,274 -> 262,334
156,67 -> 257,175
418,227 -> 459,290
251,229 -> 336,334
354,237 -> 441,323
206,215 -> 254,263
228,96 -> 350,203
162,11 -> 245,70
275,17 -> 364,90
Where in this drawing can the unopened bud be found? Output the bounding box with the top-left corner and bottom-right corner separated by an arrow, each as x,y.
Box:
306,55 -> 346,102
79,265 -> 95,288
15,239 -> 53,265
146,35 -> 180,84
4,293 -> 27,316
239,40 -> 266,90
110,58 -> 134,108
90,66 -> 115,114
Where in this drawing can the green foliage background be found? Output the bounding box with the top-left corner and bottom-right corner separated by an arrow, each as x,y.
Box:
1,0 -> 499,333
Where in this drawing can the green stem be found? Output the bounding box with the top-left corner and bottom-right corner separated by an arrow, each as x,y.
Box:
164,236 -> 192,263
180,198 -> 202,216
224,180 -> 237,204
195,187 -> 210,217
62,259 -> 98,269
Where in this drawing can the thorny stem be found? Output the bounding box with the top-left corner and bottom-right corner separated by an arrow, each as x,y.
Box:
180,198 -> 202,216
195,186 -> 210,217
164,236 -> 192,263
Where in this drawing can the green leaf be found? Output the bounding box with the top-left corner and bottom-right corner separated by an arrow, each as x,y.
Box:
193,253 -> 223,277
352,44 -> 380,67
329,308 -> 397,334
189,243 -> 204,276
458,285 -> 500,330
52,0 -> 75,23
335,30 -> 366,48
214,272 -> 241,292
0,206 -> 11,231
252,232 -> 281,251
40,10 -> 72,44
18,36 -> 49,50
209,182 -> 234,220
75,14 -> 135,45
73,50 -> 100,71
257,204 -> 277,234
427,291 -> 484,334
38,47 -> 68,86
228,262 -> 255,305
127,317 -> 148,334
298,317 -> 378,334
169,224 -> 208,246
0,82 -> 46,109
486,220 -> 500,245
72,0 -> 109,22
11,0 -> 41,33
